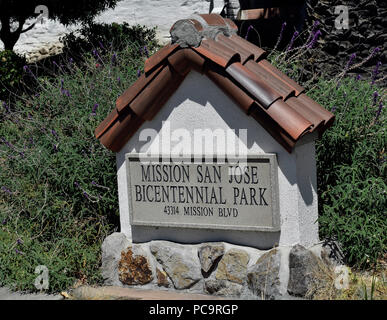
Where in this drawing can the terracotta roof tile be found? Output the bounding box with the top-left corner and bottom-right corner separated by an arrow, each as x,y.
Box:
227,34 -> 267,62
258,59 -> 304,96
245,60 -> 295,99
205,63 -> 255,114
116,63 -> 164,113
144,43 -> 180,75
192,38 -> 241,68
225,62 -> 281,109
95,14 -> 334,153
216,34 -> 254,64
197,13 -> 228,26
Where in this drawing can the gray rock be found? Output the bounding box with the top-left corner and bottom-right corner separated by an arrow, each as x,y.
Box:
170,19 -> 202,48
150,241 -> 202,290
247,249 -> 281,300
216,249 -> 249,284
287,244 -> 324,298
204,279 -> 242,297
101,232 -> 131,286
198,243 -> 224,274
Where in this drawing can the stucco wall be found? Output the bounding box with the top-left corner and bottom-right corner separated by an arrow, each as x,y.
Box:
116,71 -> 319,249
0,0 -> 213,55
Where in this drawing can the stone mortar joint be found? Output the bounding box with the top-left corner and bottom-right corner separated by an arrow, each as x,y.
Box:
170,14 -> 237,48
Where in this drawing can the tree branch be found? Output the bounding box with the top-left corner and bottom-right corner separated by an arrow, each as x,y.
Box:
21,22 -> 37,34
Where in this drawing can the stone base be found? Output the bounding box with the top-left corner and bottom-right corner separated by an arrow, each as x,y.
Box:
101,232 -> 337,300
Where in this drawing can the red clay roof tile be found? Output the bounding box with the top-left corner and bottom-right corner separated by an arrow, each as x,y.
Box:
116,63 -> 164,114
258,59 -> 304,96
193,38 -> 241,68
226,62 -> 281,109
216,34 -> 254,64
144,43 -> 180,75
95,14 -> 334,153
228,34 -> 267,62
245,60 -> 295,99
197,13 -> 228,26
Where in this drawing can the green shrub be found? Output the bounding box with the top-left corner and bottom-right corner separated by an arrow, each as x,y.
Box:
309,77 -> 386,268
61,22 -> 158,61
0,50 -> 26,101
268,27 -> 386,268
0,24 -> 156,292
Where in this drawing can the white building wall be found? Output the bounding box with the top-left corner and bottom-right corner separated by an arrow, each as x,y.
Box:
116,71 -> 319,249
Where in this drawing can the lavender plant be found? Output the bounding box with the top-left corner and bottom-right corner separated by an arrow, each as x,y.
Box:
268,21 -> 386,269
0,23 -> 158,292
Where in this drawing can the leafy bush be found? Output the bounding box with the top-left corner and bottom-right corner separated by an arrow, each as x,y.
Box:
268,24 -> 386,268
61,22 -> 158,61
310,77 -> 386,268
0,24 -> 156,292
0,50 -> 26,101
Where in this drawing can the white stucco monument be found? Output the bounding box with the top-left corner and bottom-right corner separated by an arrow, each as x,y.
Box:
96,13 -> 335,299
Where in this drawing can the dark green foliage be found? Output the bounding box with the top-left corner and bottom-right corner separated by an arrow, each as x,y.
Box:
268,26 -> 386,269
0,23 -> 156,292
309,78 -> 386,268
0,50 -> 26,101
61,22 -> 158,61
0,0 -> 120,50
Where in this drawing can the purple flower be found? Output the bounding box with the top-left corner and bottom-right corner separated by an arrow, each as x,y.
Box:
51,129 -> 58,138
287,31 -> 299,52
24,65 -> 37,79
91,103 -> 99,116
111,53 -> 117,64
117,77 -> 121,83
53,144 -> 58,153
2,101 -> 9,113
307,30 -> 321,49
144,46 -> 149,58
375,103 -> 383,121
1,219 -> 7,225
17,238 -> 23,245
60,79 -> 71,96
0,137 -> 14,149
373,91 -> 379,105
245,25 -> 253,40
74,181 -> 80,188
331,106 -> 337,113
1,186 -> 12,195
137,69 -> 142,78
306,20 -> 320,43
274,22 -> 287,49
15,249 -> 23,255
82,191 -> 90,200
355,74 -> 362,81
345,53 -> 356,71
371,61 -> 382,85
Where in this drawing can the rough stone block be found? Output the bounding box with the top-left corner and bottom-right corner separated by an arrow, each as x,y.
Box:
287,244 -> 325,298
198,243 -> 225,274
247,248 -> 281,300
216,248 -> 249,284
150,241 -> 202,290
